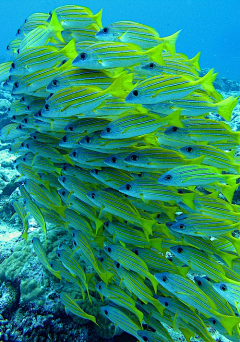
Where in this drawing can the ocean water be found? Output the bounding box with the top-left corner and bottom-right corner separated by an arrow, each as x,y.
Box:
1,0 -> 240,81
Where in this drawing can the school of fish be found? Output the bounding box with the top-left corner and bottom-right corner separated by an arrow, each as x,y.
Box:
1,4 -> 240,342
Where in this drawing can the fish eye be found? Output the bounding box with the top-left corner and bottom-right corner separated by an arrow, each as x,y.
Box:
62,136 -> 67,142
177,247 -> 183,253
142,337 -> 149,342
220,284 -> 227,291
52,80 -> 58,86
80,52 -> 87,60
171,126 -> 178,132
69,126 -> 73,131
62,177 -> 66,183
21,143 -> 24,147
132,89 -> 139,97
106,127 -> 111,133
12,115 -> 16,120
14,82 -> 19,88
131,154 -> 139,161
23,179 -> 26,185
149,62 -> 155,69
37,111 -> 42,117
133,249 -> 138,255
98,284 -> 102,290
73,241 -> 77,246
26,143 -> 29,148
179,223 -> 185,229
21,96 -> 25,102
45,104 -> 50,111
17,49 -> 20,54
62,59 -> 67,65
104,310 -> 108,315
92,169 -> 99,175
7,45 -> 10,50
24,18 -> 27,23
62,164 -> 67,171
197,280 -> 202,286
162,276 -> 167,282
85,136 -> 91,143
177,189 -> 184,194
18,124 -> 22,130
62,191 -> 66,196
24,118 -> 28,123
72,151 -> 78,158
212,319 -> 217,325
111,157 -> 117,163
11,63 -> 15,69
104,221 -> 109,227
165,174 -> 172,181
99,257 -> 104,262
103,27 -> 109,33
91,193 -> 95,199
17,29 -> 21,35
164,302 -> 169,307
125,184 -> 132,191
116,262 -> 120,268
32,135 -> 37,139
137,173 -> 142,177
107,247 -> 111,253
186,147 -> 193,153
22,157 -> 26,161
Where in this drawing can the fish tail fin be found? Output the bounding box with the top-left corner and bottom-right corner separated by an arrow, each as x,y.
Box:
107,71 -> 134,98
219,251 -> 238,268
217,96 -> 239,121
200,68 -> 216,93
148,273 -> 160,294
217,314 -> 240,336
92,8 -> 103,28
141,218 -> 154,236
60,39 -> 78,59
64,154 -> 75,165
224,232 -> 240,257
146,43 -> 166,66
180,193 -> 196,210
166,109 -> 184,128
216,182 -> 238,203
149,238 -> 162,252
189,51 -> 201,71
95,219 -> 104,234
225,174 -> 239,188
49,10 -> 65,43
161,30 -> 181,56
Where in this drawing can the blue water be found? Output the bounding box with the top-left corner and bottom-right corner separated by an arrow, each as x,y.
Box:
1,0 -> 240,81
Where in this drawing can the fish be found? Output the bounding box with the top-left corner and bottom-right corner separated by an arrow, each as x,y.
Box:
0,61 -> 12,83
157,164 -> 238,187
213,282 -> 240,313
41,72 -> 133,117
170,245 -> 236,282
170,213 -> 240,237
64,118 -> 110,134
72,41 -> 166,69
60,292 -> 97,324
52,5 -> 103,29
96,20 -> 180,54
90,168 -> 133,190
9,39 -> 77,76
155,272 -> 240,335
32,237 -> 61,279
56,248 -> 92,300
87,188 -> 155,235
95,281 -> 143,324
119,179 -> 195,209
100,305 -> 144,341
114,261 -> 164,314
125,69 -> 216,104
104,244 -> 159,291
100,110 -> 184,139
17,10 -> 64,53
123,147 -> 203,170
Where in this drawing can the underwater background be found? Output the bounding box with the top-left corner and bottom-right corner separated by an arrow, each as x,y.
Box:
1,0 -> 240,81
0,1 -> 240,342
